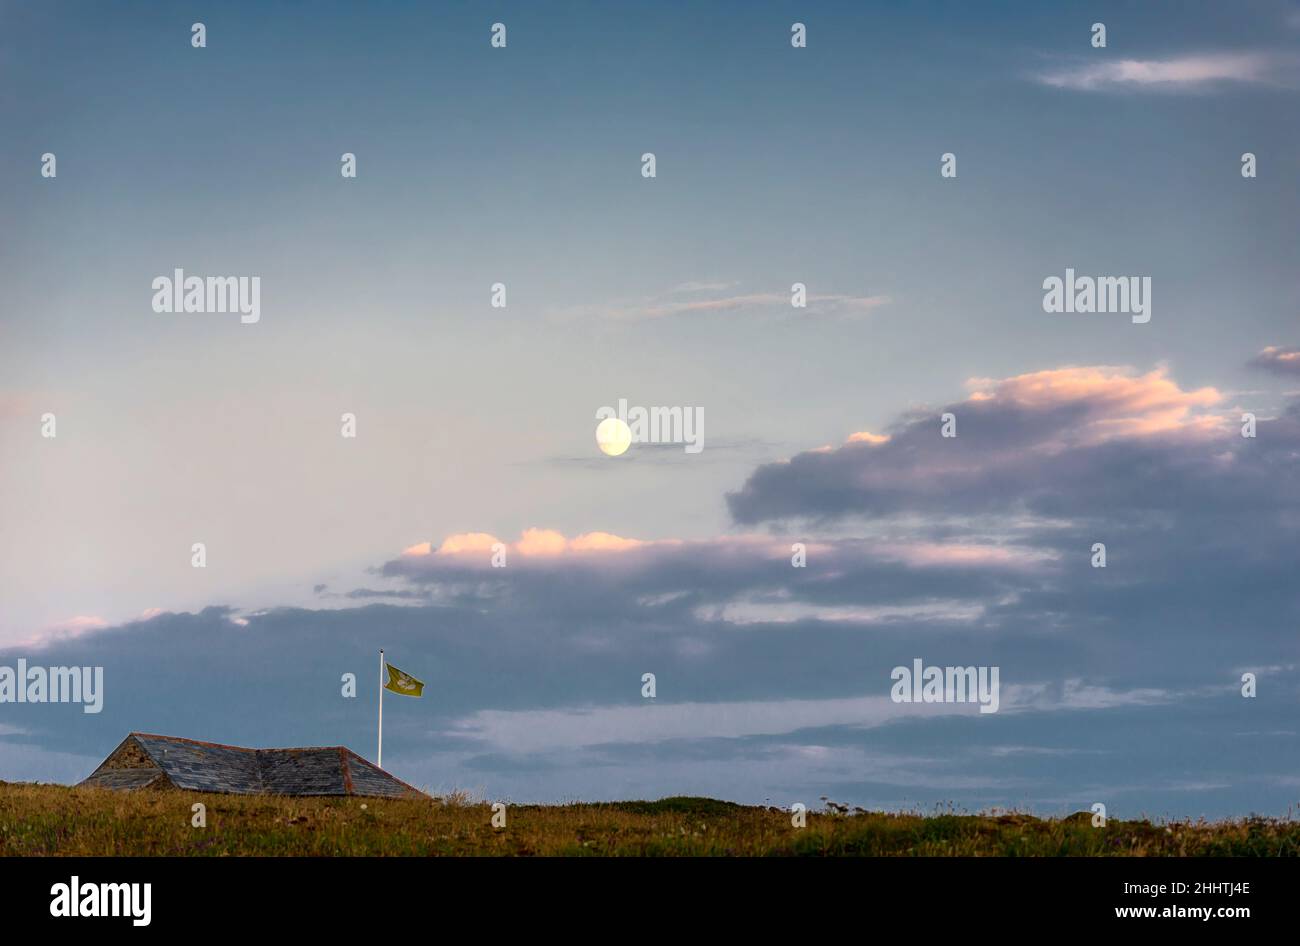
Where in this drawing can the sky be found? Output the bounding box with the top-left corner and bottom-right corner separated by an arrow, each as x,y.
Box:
1,0 -> 1299,819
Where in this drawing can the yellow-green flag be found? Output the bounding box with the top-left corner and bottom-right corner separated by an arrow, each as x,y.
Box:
384,662 -> 424,697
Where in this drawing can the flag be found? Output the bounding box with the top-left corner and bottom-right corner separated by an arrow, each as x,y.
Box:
384,662 -> 424,697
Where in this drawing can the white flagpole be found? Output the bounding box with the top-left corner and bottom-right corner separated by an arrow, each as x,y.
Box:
378,648 -> 385,767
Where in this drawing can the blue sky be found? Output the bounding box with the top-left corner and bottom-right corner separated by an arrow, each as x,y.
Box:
2,1 -> 1299,818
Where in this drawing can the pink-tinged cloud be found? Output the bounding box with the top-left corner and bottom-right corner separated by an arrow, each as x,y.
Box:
414,528 -> 658,563
51,615 -> 108,634
728,364 -> 1258,524
383,528 -> 1049,604
569,531 -> 647,552
435,533 -> 501,555
1250,346 -> 1300,377
408,530 -> 1045,572
965,366 -> 1225,445
20,615 -> 110,649
874,542 -> 1057,570
515,528 -> 569,557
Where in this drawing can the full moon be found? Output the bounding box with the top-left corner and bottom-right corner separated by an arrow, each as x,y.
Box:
595,417 -> 632,456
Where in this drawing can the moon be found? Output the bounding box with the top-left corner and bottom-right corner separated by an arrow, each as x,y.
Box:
595,417 -> 632,456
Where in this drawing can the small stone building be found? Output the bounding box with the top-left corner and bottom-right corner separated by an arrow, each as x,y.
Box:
80,732 -> 425,798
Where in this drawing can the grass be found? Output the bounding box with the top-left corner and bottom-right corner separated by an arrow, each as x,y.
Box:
1,783 -> 1296,856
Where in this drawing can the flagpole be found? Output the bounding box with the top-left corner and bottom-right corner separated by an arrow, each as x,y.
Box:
378,648 -> 385,767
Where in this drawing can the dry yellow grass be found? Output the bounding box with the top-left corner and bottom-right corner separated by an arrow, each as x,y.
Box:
1,783 -> 1296,856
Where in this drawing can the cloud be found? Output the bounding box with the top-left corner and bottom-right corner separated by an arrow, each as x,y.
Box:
569,531 -> 648,552
379,529 -> 1068,654
1034,52 -> 1298,92
450,694 -> 973,754
550,285 -> 890,321
1250,345 -> 1300,376
403,528 -> 656,564
449,681 -> 1174,755
437,533 -> 500,555
19,615 -> 109,650
4,593 -> 1286,814
967,365 -> 1224,441
727,365 -> 1249,524
8,360 -> 1300,816
669,280 -> 739,293
515,528 -> 570,557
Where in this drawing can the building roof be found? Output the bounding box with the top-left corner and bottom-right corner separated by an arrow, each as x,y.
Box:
79,732 -> 425,798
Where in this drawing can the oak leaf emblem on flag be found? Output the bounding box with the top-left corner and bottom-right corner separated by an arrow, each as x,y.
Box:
384,663 -> 424,697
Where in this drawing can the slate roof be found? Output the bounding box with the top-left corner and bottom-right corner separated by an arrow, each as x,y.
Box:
80,768 -> 166,791
79,733 -> 425,798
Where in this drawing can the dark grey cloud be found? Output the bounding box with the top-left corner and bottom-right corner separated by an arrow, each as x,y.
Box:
728,366 -> 1300,525
1250,345 -> 1300,376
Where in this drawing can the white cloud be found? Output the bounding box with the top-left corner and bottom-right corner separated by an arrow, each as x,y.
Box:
448,695 -> 977,753
1035,52 -> 1296,92
550,287 -> 890,321
447,681 -> 1175,754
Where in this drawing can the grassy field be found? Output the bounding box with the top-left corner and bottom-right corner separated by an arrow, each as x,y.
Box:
1,783 -> 1297,856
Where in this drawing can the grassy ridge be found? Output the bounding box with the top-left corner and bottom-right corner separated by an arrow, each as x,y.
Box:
1,783 -> 1297,856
